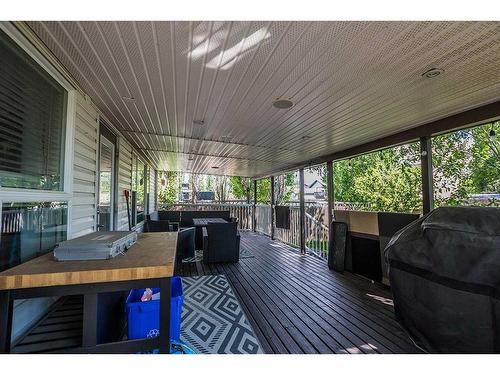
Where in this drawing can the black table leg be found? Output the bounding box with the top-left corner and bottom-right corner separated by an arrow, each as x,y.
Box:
0,291 -> 13,353
82,293 -> 98,347
159,277 -> 171,354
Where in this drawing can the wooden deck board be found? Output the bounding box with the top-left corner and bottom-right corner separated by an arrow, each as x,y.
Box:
13,232 -> 420,354
179,231 -> 421,354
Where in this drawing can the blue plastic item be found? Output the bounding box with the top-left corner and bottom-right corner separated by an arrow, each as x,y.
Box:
125,276 -> 183,342
170,339 -> 196,354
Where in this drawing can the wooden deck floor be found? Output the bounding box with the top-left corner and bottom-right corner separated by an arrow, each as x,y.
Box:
12,231 -> 420,354
178,231 -> 421,354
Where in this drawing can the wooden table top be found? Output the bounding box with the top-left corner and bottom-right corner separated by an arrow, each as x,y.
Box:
0,232 -> 178,290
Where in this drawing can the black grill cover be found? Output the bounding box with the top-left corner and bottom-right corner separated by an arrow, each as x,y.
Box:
385,206 -> 500,353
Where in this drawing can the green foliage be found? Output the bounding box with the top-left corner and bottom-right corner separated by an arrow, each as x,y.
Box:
256,178 -> 271,203
433,121 -> 500,207
327,121 -> 500,212
157,171 -> 179,206
253,173 -> 295,203
229,176 -> 250,200
332,143 -> 422,213
274,173 -> 295,204
153,123 -> 499,211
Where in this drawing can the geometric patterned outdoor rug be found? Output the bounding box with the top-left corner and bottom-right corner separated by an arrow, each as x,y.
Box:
182,247 -> 254,263
181,275 -> 263,354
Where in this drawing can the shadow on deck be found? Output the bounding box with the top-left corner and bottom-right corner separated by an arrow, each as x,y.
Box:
178,231 -> 421,354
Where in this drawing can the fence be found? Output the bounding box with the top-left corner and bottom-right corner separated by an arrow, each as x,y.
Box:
255,204 -> 272,235
161,202 -> 254,230
273,203 -> 329,259
159,200 -> 370,261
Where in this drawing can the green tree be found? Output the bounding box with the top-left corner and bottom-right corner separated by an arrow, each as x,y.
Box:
229,176 -> 251,200
213,175 -> 229,202
157,171 -> 179,206
228,176 -> 273,203
329,143 -> 422,213
433,121 -> 500,207
273,173 -> 295,204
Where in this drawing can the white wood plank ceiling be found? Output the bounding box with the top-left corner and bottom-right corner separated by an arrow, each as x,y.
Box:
27,21 -> 500,177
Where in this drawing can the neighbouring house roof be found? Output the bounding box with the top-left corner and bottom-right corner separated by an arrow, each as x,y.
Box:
306,180 -> 326,189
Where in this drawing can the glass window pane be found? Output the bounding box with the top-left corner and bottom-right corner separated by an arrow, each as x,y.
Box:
0,30 -> 66,191
0,202 -> 67,272
333,142 -> 422,213
432,121 -> 500,207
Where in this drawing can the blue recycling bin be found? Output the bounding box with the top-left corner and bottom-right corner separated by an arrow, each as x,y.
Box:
125,276 -> 183,342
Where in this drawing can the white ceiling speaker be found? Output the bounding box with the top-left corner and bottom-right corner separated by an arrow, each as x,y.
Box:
272,97 -> 294,109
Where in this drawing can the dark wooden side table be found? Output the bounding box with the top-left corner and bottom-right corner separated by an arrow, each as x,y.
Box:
0,232 -> 177,354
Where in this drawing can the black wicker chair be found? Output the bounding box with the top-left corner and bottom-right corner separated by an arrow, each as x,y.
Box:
202,221 -> 240,263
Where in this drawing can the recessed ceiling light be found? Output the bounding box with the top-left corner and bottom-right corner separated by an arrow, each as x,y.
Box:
272,97 -> 294,109
193,119 -> 205,126
422,68 -> 444,79
121,96 -> 136,102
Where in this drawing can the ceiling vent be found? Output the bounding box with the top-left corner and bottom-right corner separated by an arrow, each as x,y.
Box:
272,97 -> 294,109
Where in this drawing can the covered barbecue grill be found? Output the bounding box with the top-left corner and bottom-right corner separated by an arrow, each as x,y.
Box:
385,206 -> 500,353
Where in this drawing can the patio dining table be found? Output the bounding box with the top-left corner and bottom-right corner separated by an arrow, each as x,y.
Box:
192,218 -> 228,226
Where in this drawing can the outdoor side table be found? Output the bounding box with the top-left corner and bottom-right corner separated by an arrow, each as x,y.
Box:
0,232 -> 177,354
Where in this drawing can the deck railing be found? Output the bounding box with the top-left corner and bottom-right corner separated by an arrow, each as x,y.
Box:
255,204 -> 272,235
160,202 -> 253,230
273,203 -> 329,259
158,201 -> 369,261
1,207 -> 66,234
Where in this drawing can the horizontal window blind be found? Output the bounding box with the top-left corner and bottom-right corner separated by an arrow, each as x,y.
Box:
0,29 -> 66,191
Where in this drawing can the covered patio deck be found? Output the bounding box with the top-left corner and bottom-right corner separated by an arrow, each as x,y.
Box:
12,231 -> 420,354
178,231 -> 421,354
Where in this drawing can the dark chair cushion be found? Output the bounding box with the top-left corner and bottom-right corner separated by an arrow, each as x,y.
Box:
146,211 -> 159,221
180,211 -> 196,227
145,220 -> 171,232
158,210 -> 181,223
202,221 -> 239,263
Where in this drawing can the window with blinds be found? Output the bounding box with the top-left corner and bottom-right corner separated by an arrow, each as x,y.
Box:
0,29 -> 67,191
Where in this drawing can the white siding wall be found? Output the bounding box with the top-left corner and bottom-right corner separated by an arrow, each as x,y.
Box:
5,27 -> 157,345
71,93 -> 98,239
117,137 -> 133,230
148,168 -> 156,214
